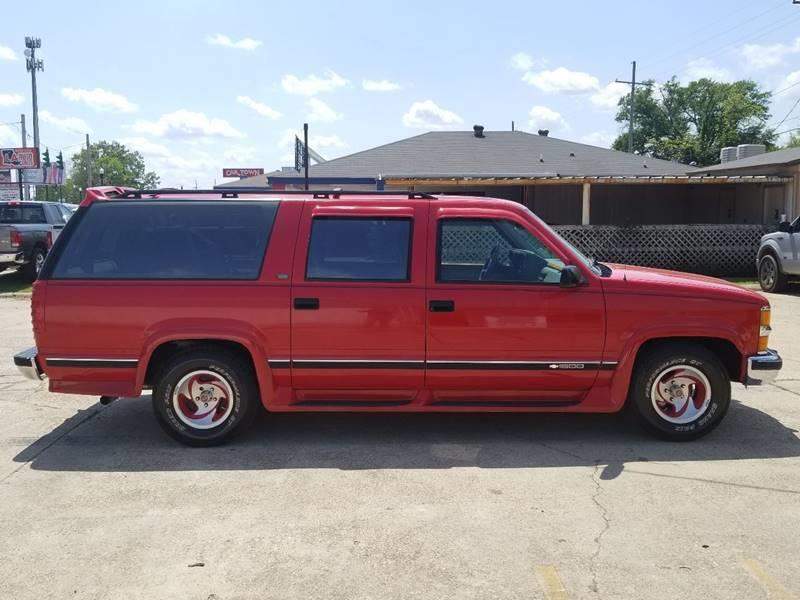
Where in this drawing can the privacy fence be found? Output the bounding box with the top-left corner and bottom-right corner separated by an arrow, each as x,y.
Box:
553,224 -> 769,277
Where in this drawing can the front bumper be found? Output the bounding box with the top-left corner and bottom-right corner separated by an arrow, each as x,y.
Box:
746,349 -> 782,385
13,347 -> 44,381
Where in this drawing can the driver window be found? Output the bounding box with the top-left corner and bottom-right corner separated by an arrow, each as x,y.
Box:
437,218 -> 565,284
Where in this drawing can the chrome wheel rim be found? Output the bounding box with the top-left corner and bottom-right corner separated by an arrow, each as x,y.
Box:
760,258 -> 775,289
172,370 -> 234,430
34,252 -> 45,274
650,365 -> 711,425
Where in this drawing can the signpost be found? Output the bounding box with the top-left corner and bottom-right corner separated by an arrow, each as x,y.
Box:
222,168 -> 265,178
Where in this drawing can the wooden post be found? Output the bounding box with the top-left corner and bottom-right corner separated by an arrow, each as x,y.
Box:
581,183 -> 591,225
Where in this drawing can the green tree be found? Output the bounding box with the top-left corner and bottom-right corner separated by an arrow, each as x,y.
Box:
63,140 -> 160,201
784,132 -> 800,148
612,78 -> 775,166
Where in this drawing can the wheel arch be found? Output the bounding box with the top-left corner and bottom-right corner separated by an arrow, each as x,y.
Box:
138,332 -> 277,408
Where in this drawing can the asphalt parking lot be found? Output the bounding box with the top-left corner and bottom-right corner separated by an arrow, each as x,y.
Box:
0,284 -> 798,600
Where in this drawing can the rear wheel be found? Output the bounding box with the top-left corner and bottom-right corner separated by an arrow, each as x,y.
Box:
758,254 -> 786,293
23,247 -> 47,282
152,348 -> 258,446
629,344 -> 730,441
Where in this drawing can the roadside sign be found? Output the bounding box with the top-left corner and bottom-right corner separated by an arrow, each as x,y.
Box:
0,186 -> 19,201
0,147 -> 40,169
223,168 -> 264,178
22,168 -> 44,184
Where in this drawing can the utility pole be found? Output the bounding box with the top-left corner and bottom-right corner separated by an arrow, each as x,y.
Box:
24,37 -> 43,152
85,134 -> 92,189
303,122 -> 309,191
615,61 -> 652,154
20,114 -> 29,200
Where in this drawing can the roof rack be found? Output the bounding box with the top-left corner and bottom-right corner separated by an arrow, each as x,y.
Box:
116,189 -> 436,200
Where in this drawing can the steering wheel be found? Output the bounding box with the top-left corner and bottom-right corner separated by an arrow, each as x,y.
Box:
479,246 -> 505,281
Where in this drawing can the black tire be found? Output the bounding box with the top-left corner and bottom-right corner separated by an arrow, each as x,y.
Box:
758,254 -> 787,293
23,247 -> 47,282
151,347 -> 258,446
628,343 -> 730,441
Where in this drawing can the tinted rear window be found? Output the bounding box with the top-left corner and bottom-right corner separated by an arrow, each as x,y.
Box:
306,217 -> 412,281
51,201 -> 278,280
0,204 -> 46,224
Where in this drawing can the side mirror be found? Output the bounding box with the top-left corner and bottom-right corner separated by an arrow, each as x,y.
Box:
560,265 -> 584,288
778,221 -> 791,233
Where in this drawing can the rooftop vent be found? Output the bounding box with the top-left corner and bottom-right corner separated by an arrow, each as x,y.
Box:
720,147 -> 738,163
538,129 -> 549,137
473,125 -> 485,138
737,144 -> 765,160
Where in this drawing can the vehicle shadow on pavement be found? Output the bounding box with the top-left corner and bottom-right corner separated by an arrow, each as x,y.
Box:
14,395 -> 800,477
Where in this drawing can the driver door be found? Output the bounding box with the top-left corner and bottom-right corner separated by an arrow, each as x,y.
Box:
425,207 -> 606,404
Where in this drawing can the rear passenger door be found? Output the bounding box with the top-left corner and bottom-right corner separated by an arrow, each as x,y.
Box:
289,201 -> 427,404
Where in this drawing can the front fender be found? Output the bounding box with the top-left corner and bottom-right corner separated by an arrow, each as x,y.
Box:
607,324 -> 746,410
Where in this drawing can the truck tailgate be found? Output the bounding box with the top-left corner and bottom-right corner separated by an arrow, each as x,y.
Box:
0,225 -> 15,253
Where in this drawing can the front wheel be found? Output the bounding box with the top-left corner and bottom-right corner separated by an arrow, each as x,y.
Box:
152,348 -> 258,446
628,344 -> 730,441
758,254 -> 787,293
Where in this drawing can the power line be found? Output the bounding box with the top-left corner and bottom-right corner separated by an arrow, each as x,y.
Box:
774,95 -> 800,129
646,0 -> 786,72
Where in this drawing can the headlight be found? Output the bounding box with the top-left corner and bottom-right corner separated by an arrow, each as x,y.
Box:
758,305 -> 771,352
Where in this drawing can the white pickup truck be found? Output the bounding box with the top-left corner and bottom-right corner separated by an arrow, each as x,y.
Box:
757,216 -> 800,292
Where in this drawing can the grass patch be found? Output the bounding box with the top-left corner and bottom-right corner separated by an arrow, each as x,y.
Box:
0,270 -> 33,295
724,278 -> 758,287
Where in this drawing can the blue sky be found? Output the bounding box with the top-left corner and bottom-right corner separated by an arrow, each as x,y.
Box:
1,0 -> 800,188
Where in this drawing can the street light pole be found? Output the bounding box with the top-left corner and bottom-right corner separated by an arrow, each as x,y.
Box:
24,37 -> 43,152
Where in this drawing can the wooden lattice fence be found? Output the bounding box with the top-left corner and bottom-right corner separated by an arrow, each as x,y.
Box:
553,224 -> 769,277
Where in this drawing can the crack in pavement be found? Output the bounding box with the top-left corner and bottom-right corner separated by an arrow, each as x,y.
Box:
589,462 -> 611,596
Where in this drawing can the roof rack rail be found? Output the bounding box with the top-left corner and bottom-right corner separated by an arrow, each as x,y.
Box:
115,189 -> 436,200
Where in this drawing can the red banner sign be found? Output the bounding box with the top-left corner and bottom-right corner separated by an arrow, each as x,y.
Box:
223,168 -> 264,178
0,147 -> 40,169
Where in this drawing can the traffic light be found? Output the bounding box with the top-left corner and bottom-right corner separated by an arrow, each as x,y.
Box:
42,147 -> 51,167
56,151 -> 64,170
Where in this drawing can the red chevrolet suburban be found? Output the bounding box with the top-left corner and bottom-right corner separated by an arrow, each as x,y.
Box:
13,187 -> 782,446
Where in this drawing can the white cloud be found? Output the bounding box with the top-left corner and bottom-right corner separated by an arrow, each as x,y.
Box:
206,33 -> 262,51
131,109 -> 245,139
61,87 -> 138,113
522,67 -> 599,94
281,70 -> 348,96
0,124 -> 17,145
362,79 -> 402,92
236,95 -> 282,119
0,45 -> 17,61
510,52 -> 546,71
306,98 -> 342,122
402,100 -> 463,129
778,70 -> 800,92
0,93 -> 24,107
528,105 -> 566,129
310,134 -> 347,149
40,110 -> 91,135
742,37 -> 800,70
684,58 -> 732,82
590,82 -> 629,109
579,131 -> 615,148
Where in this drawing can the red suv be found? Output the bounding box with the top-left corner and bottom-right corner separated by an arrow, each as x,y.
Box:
13,187 -> 782,445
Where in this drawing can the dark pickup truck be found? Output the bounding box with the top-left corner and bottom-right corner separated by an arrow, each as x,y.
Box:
0,201 -> 72,280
